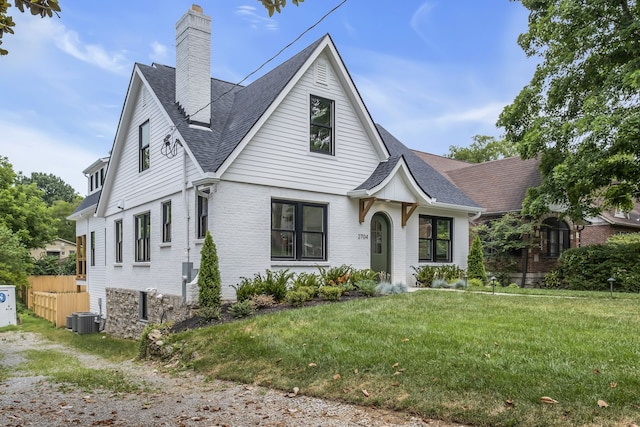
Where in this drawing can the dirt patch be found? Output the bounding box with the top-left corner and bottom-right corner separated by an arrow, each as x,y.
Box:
0,331 -> 468,427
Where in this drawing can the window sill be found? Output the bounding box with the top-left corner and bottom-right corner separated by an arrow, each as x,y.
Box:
159,242 -> 171,248
194,239 -> 204,246
113,263 -> 123,268
271,261 -> 330,268
133,262 -> 151,268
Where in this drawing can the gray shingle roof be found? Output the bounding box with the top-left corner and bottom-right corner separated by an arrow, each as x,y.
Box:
139,36 -> 324,173
71,190 -> 101,215
138,34 -> 478,210
374,125 -> 479,208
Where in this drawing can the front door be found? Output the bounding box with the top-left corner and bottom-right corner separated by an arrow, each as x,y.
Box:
370,213 -> 390,275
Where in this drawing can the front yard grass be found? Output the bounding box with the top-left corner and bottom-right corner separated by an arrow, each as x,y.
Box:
167,290 -> 640,427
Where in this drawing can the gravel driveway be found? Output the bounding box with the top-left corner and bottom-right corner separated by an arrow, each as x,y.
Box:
0,331 -> 467,427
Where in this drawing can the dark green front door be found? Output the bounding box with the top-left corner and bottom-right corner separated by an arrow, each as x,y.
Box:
370,213 -> 390,275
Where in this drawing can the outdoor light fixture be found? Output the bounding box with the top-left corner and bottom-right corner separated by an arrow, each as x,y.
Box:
490,276 -> 497,295
608,277 -> 616,298
464,272 -> 468,289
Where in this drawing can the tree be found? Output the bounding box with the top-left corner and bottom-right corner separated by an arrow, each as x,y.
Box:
259,0 -> 304,16
198,230 -> 221,320
49,199 -> 81,242
467,235 -> 487,283
18,172 -> 78,206
475,213 -> 538,285
445,135 -> 517,163
0,223 -> 31,288
0,0 -> 61,55
0,156 -> 56,249
497,0 -> 640,221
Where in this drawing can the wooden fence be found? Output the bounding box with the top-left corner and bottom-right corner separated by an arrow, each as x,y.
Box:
26,276 -> 89,327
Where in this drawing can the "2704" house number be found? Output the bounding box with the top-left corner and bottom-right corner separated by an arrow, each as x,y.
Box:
358,234 -> 369,240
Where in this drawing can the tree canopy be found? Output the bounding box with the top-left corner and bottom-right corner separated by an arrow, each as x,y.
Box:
259,0 -> 304,16
18,172 -> 78,206
0,0 -> 60,55
498,0 -> 640,221
446,135 -> 517,163
0,157 -> 56,249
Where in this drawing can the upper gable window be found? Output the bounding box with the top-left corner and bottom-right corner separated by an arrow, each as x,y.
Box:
310,95 -> 334,155
139,120 -> 150,172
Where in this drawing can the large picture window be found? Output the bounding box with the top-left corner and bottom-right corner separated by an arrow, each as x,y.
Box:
271,200 -> 326,260
135,212 -> 150,262
419,215 -> 453,262
310,95 -> 334,155
115,220 -> 123,263
139,120 -> 150,172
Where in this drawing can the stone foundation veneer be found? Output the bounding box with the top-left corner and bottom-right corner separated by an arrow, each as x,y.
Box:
105,288 -> 193,339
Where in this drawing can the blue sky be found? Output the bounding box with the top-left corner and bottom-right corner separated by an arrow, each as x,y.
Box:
1,1 -> 536,194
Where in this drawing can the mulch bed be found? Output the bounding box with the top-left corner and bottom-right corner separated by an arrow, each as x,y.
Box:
170,291 -> 378,333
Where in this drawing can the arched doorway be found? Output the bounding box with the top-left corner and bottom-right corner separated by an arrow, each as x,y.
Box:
370,212 -> 391,275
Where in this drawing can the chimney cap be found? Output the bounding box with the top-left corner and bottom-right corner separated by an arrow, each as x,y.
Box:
191,4 -> 203,13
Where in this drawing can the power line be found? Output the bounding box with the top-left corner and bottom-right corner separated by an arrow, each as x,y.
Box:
187,0 -> 348,123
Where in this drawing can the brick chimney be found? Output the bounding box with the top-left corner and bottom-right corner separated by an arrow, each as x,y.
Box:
175,4 -> 211,126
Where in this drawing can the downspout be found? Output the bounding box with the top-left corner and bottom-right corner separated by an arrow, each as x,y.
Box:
182,145 -> 190,265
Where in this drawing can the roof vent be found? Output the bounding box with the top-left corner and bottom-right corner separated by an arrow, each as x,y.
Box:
315,61 -> 329,86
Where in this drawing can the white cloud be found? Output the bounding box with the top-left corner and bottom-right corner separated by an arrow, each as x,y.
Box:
54,29 -> 129,75
149,41 -> 169,63
0,115 -> 103,194
235,5 -> 278,31
409,1 -> 437,48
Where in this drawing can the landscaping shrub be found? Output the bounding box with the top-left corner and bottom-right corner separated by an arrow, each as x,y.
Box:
285,289 -> 310,307
556,242 -> 640,292
227,300 -> 255,318
377,281 -> 408,294
233,276 -> 263,302
250,294 -> 276,308
467,235 -> 487,283
262,269 -> 294,302
319,285 -> 342,301
351,268 -> 378,283
467,278 -> 484,288
318,264 -> 352,287
430,279 -> 448,289
355,279 -> 377,296
290,272 -> 320,295
451,279 -> 467,289
198,231 -> 221,312
198,305 -> 221,322
543,270 -> 562,289
412,264 -> 464,286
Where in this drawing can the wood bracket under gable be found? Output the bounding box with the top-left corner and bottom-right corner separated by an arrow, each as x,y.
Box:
401,202 -> 418,227
359,197 -> 376,223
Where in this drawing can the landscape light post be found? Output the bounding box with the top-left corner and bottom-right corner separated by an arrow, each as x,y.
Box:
608,277 -> 615,298
464,272 -> 468,289
490,276 -> 496,295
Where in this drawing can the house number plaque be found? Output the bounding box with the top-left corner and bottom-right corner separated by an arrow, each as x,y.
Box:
358,234 -> 369,240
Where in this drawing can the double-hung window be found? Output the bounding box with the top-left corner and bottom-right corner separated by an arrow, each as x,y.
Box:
139,120 -> 150,172
419,215 -> 453,262
309,95 -> 334,155
162,201 -> 171,243
114,220 -> 123,263
542,218 -> 570,257
271,200 -> 326,260
197,194 -> 208,239
135,212 -> 151,262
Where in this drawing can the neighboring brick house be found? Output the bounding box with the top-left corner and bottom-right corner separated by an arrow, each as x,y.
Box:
414,152 -> 640,285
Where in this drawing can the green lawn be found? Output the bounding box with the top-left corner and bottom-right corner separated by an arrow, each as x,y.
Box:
165,290 -> 640,427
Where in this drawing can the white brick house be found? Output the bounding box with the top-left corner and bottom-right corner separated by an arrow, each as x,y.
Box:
71,5 -> 481,338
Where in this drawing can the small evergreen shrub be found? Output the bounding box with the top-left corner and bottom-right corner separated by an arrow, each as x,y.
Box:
543,270 -> 562,289
412,265 -> 437,287
198,305 -> 221,322
413,264 -> 465,286
233,276 -> 263,302
319,285 -> 342,301
355,279 -> 377,296
262,269 -> 294,302
467,278 -> 484,288
228,300 -> 255,318
318,264 -> 353,287
285,289 -> 310,307
467,235 -> 488,283
198,231 -> 221,312
291,272 -> 321,295
351,268 -> 378,283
